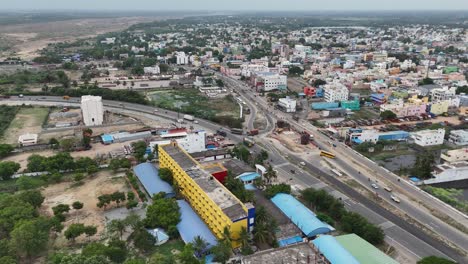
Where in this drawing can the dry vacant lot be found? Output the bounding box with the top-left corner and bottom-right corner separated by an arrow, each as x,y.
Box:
0,107 -> 49,145
40,170 -> 130,245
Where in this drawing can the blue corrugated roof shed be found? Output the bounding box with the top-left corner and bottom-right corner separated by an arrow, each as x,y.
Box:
177,200 -> 218,249
101,134 -> 114,144
271,193 -> 334,237
133,163 -> 174,198
312,235 -> 359,264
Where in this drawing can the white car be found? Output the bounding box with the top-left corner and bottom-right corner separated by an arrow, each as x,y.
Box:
371,183 -> 379,189
391,195 -> 401,203
299,161 -> 306,166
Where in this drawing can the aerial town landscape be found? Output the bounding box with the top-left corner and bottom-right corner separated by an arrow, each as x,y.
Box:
0,1 -> 467,264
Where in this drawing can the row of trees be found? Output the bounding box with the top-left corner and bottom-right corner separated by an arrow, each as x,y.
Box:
27,153 -> 98,174
301,188 -> 385,245
97,192 -> 127,209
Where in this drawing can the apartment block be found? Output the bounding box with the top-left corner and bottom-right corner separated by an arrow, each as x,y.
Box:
158,142 -> 255,248
449,130 -> 468,146
411,128 -> 445,147
441,148 -> 468,163
324,83 -> 349,102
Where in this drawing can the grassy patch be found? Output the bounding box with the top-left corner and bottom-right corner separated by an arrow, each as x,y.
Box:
152,239 -> 185,256
368,149 -> 414,161
348,107 -> 380,120
0,178 -> 18,193
0,105 -> 19,137
423,186 -> 468,214
150,89 -> 239,119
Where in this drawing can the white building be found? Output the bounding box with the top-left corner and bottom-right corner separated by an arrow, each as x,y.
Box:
176,52 -> 189,65
411,128 -> 445,147
400,59 -> 415,70
448,130 -> 468,146
324,82 -> 349,102
18,133 -> 38,146
278,97 -> 297,113
144,66 -> 160,75
100,37 -> 116,45
81,95 -> 104,126
430,86 -> 457,102
149,130 -> 206,154
440,148 -> 468,163
254,73 -> 287,91
343,60 -> 355,69
240,64 -> 269,77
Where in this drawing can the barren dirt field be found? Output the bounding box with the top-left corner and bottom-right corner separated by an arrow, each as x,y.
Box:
0,17 -> 155,60
40,170 -> 129,245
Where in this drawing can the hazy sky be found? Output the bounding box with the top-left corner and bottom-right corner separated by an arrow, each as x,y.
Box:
3,0 -> 468,11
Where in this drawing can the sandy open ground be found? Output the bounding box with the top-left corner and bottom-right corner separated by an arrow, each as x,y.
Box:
0,107 -> 49,145
40,170 -> 130,244
0,17 -> 156,60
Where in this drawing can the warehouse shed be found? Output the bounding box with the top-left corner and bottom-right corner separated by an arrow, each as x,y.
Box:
133,163 -> 175,198
312,235 -> 359,264
176,200 -> 218,249
271,193 -> 334,237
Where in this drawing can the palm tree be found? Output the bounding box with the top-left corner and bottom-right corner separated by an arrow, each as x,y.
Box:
221,226 -> 232,244
239,227 -> 249,248
107,219 -> 126,239
253,222 -> 269,245
255,206 -> 268,224
264,165 -> 277,184
192,235 -> 209,258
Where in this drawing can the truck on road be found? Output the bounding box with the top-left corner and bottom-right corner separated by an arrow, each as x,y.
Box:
183,114 -> 194,121
63,95 -> 70,100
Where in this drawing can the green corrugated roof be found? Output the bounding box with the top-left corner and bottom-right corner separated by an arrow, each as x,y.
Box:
336,234 -> 399,264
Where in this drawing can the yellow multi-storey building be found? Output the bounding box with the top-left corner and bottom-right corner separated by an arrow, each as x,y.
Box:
159,142 -> 255,248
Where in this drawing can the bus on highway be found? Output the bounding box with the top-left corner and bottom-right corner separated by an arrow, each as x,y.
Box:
320,151 -> 336,159
231,128 -> 243,135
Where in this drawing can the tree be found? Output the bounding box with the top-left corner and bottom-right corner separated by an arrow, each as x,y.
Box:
0,144 -> 13,158
289,66 -> 304,76
0,161 -> 20,180
52,204 -> 70,216
417,256 -> 456,264
380,110 -> 397,120
178,243 -> 202,264
0,256 -> 16,264
238,226 -> 249,249
192,235 -> 209,258
60,138 -> 76,152
15,176 -> 43,190
126,199 -> 138,210
130,226 -> 156,252
84,225 -> 97,239
211,240 -> 232,264
419,77 -> 434,85
159,168 -> 173,184
263,165 -> 278,184
64,223 -> 85,242
10,219 -> 49,260
17,190 -> 44,208
264,183 -> 291,198
148,253 -> 175,264
27,154 -> 47,172
108,219 -> 127,239
312,79 -> 326,87
72,201 -> 84,210
411,151 -> 435,179
144,194 -> 181,229
109,158 -> 131,172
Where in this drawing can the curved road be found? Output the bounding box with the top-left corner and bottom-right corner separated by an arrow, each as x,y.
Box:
2,95 -> 467,262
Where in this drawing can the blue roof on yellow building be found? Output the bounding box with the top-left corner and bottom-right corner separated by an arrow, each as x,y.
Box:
177,200 -> 218,249
133,163 -> 174,197
312,235 -> 360,264
271,193 -> 334,237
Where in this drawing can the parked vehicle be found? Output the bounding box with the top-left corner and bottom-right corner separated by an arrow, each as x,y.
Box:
248,129 -> 259,136
216,130 -> 227,137
384,186 -> 393,192
183,114 -> 194,121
